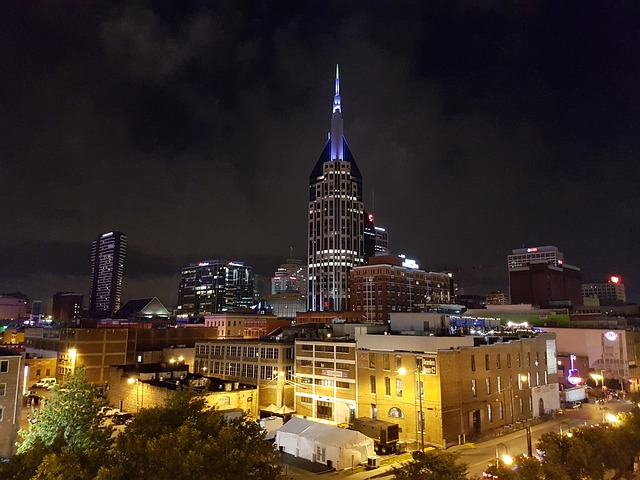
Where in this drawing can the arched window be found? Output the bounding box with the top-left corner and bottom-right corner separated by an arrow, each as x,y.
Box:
388,407 -> 404,418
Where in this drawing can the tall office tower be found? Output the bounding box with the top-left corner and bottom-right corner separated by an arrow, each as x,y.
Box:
582,276 -> 626,305
374,226 -> 389,254
176,260 -> 253,317
308,66 -> 365,311
508,245 -> 582,308
272,258 -> 307,294
364,213 -> 376,261
89,231 -> 126,317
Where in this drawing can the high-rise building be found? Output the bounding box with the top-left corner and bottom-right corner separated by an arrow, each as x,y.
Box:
308,66 -> 365,311
582,276 -> 626,305
508,246 -> 582,308
52,292 -> 83,320
272,258 -> 307,294
176,260 -> 253,317
89,231 -> 126,317
374,226 -> 389,254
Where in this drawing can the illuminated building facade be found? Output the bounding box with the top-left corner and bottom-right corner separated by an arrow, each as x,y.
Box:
582,276 -> 626,305
271,258 -> 306,294
349,255 -> 453,323
355,331 -> 558,448
177,260 -> 253,317
89,231 -> 126,317
308,66 -> 365,312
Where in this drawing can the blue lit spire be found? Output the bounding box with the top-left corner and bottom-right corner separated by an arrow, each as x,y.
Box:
330,64 -> 344,161
333,64 -> 341,113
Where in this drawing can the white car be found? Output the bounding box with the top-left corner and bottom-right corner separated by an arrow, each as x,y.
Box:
99,407 -> 121,417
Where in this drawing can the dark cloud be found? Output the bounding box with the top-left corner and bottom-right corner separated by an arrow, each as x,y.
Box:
1,2 -> 639,306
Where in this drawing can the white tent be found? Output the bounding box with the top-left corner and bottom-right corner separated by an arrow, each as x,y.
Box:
275,417 -> 375,471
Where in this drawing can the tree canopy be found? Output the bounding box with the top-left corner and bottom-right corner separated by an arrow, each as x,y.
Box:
1,374 -> 283,480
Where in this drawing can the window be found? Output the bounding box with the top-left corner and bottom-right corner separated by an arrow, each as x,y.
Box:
395,378 -> 403,397
0,360 -> 8,373
336,346 -> 350,354
486,378 -> 491,395
369,353 -> 376,369
370,375 -> 376,394
388,407 -> 404,418
383,354 -> 390,371
507,354 -> 511,368
299,396 -> 313,404
385,377 -> 391,396
395,355 -> 402,371
471,355 -> 476,372
527,352 -> 531,367
0,406 -> 3,421
317,401 -> 333,420
336,381 -> 350,389
472,379 -> 477,397
301,344 -> 313,351
417,379 -> 424,399
497,376 -> 502,392
0,383 -> 5,396
496,354 -> 501,369
499,401 -> 504,420
517,352 -> 521,367
487,403 -> 493,422
485,354 -> 490,370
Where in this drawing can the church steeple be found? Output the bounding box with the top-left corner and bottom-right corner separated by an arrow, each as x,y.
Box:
330,64 -> 344,161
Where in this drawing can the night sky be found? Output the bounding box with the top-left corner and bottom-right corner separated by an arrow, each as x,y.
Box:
2,2 -> 639,308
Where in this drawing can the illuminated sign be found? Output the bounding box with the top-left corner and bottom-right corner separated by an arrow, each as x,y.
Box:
610,276 -> 620,284
527,247 -> 538,253
368,213 -> 374,223
567,354 -> 581,385
604,331 -> 618,341
101,232 -> 113,238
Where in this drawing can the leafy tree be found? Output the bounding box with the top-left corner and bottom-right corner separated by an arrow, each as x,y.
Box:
98,388 -> 284,480
393,450 -> 469,480
18,366 -> 111,455
0,367 -> 111,480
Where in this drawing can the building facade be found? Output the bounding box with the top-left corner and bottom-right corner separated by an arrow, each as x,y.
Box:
308,66 -> 365,312
582,276 -> 626,305
51,292 -> 83,320
177,260 -> 253,317
89,231 -> 127,317
355,332 -> 559,448
272,258 -> 307,295
294,339 -> 358,424
349,255 -> 454,323
508,246 -> 582,308
0,348 -> 23,458
194,339 -> 295,411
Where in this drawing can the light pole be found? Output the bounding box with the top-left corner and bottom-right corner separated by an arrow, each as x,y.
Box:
495,443 -> 512,469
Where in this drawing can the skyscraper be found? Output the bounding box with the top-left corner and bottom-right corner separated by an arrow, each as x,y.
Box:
308,66 -> 365,311
89,231 -> 126,317
176,260 -> 253,317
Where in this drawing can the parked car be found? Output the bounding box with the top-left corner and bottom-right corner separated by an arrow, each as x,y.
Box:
112,412 -> 134,425
32,378 -> 57,390
99,407 -> 120,417
570,401 -> 582,409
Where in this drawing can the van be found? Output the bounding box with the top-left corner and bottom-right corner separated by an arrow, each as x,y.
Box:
34,378 -> 57,389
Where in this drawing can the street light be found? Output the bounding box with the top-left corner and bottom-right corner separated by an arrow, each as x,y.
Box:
495,443 -> 511,469
128,377 -> 143,412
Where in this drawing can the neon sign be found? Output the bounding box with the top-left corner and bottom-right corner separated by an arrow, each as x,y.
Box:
567,354 -> 581,385
604,331 -> 618,341
610,276 -> 620,284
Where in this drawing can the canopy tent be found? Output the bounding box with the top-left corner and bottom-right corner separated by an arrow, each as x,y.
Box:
275,417 -> 374,471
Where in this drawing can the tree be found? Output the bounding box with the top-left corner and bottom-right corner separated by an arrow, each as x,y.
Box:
393,450 -> 469,480
18,366 -> 111,455
98,388 -> 284,480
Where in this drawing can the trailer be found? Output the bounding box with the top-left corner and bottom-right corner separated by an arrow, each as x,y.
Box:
352,417 -> 399,454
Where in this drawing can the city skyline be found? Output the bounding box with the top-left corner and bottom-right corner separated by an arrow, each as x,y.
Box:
2,3 -> 639,306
